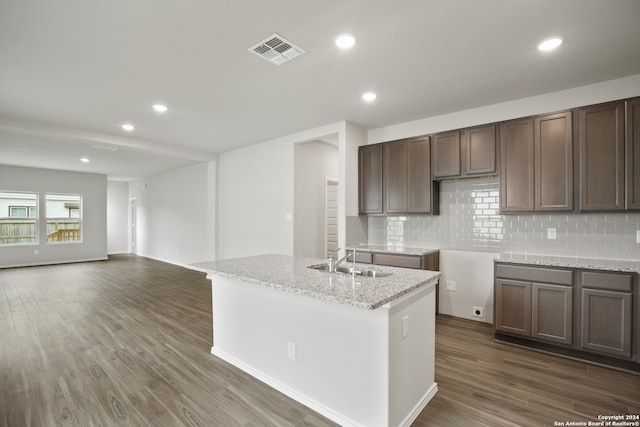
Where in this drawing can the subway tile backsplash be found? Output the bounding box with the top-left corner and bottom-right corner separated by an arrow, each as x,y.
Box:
363,177 -> 640,262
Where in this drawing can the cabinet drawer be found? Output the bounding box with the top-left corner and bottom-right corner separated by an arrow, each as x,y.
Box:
496,264 -> 573,285
354,252 -> 372,264
581,271 -> 632,292
373,253 -> 422,269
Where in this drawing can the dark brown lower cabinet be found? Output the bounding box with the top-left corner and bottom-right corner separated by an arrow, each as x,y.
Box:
580,272 -> 633,359
495,263 -> 639,370
532,283 -> 573,345
495,279 -> 532,336
495,278 -> 573,345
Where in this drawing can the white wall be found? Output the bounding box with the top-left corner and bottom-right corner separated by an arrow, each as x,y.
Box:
369,74 -> 640,143
218,137 -> 295,259
107,180 -> 129,254
439,250 -> 498,324
218,121 -> 364,260
129,161 -> 215,266
294,140 -> 339,258
365,74 -> 640,323
0,164 -> 107,267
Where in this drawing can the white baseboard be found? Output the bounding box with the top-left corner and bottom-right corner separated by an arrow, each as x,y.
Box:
211,346 -> 438,427
398,383 -> 438,427
211,346 -> 367,427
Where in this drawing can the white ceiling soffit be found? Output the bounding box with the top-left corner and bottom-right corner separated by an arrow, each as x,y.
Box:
249,33 -> 306,65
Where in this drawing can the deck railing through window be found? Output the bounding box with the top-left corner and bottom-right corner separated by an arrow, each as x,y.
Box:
46,220 -> 81,242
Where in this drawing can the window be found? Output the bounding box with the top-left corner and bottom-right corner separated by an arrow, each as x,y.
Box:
46,194 -> 82,243
0,191 -> 38,245
9,206 -> 37,218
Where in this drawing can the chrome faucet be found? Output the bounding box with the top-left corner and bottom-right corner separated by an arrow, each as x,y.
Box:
327,248 -> 357,273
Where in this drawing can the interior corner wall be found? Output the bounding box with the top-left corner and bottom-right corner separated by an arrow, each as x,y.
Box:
107,180 -> 129,254
293,141 -> 339,258
128,162 -> 211,266
0,164 -> 107,268
218,138 -> 295,260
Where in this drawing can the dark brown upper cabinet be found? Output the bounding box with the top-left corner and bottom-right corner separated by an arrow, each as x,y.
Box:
384,136 -> 437,214
432,131 -> 461,179
384,140 -> 407,214
465,124 -> 497,176
358,143 -> 383,214
627,97 -> 640,210
578,101 -> 625,211
500,118 -> 535,212
359,137 -> 437,215
535,112 -> 573,211
500,112 -> 573,213
407,136 -> 437,213
432,124 -> 497,180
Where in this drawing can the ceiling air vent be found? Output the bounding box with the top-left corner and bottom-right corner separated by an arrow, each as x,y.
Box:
249,33 -> 305,65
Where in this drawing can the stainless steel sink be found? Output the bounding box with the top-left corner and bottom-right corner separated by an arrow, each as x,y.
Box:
307,264 -> 392,278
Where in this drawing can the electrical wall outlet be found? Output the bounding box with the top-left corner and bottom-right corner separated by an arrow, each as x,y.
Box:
287,342 -> 296,361
637,230 -> 640,244
472,306 -> 484,318
547,228 -> 557,240
446,280 -> 456,292
34,249 -> 39,255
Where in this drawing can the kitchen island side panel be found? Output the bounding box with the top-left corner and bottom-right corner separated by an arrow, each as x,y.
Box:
208,274 -> 436,427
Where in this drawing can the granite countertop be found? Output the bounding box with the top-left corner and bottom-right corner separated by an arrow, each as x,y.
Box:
495,253 -> 640,274
189,254 -> 440,310
346,244 -> 439,256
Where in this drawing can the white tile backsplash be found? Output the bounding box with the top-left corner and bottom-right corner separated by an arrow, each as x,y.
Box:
362,177 -> 640,262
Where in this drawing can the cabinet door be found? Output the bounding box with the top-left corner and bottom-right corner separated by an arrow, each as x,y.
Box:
581,288 -> 632,358
432,131 -> 461,178
495,279 -> 532,336
627,97 -> 640,210
500,118 -> 535,212
384,140 -> 407,213
358,144 -> 383,214
579,102 -> 625,211
535,112 -> 574,211
531,283 -> 573,345
406,136 -> 432,213
465,124 -> 496,176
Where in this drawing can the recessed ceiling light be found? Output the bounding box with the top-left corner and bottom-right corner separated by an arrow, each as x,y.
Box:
80,158 -> 90,163
153,104 -> 168,113
121,123 -> 135,132
362,92 -> 377,102
537,36 -> 564,52
335,34 -> 357,49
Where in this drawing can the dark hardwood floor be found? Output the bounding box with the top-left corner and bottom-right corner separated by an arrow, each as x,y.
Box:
1,255 -> 638,426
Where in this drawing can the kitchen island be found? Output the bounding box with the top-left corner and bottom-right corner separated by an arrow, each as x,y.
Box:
190,254 -> 440,427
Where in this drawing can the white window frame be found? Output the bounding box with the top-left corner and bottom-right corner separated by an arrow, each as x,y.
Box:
45,193 -> 83,244
0,191 -> 38,246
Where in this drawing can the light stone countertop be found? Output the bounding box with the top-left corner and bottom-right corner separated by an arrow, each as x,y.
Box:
496,253 -> 640,274
189,254 -> 440,310
346,244 -> 439,256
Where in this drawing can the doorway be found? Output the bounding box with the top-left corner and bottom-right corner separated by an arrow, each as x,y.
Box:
325,179 -> 339,257
130,198 -> 137,254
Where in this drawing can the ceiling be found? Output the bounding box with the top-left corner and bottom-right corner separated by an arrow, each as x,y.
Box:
1,0 -> 640,181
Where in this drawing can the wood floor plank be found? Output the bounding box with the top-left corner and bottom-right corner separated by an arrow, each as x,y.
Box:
2,254 -> 638,427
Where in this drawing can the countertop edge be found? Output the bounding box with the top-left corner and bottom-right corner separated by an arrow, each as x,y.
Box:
495,254 -> 640,274
191,255 -> 441,310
